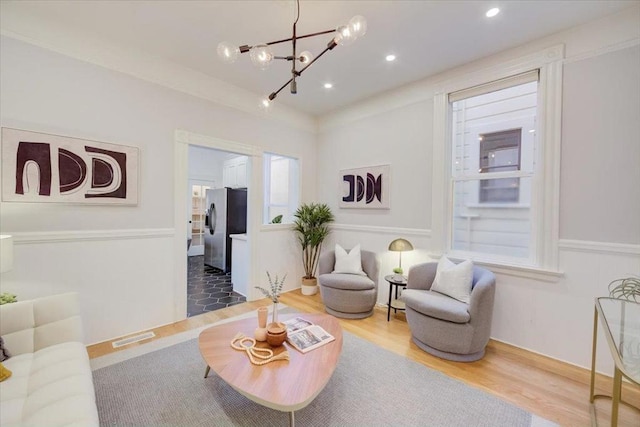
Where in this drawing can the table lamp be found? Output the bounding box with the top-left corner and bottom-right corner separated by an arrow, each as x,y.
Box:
388,238 -> 413,280
0,235 -> 13,273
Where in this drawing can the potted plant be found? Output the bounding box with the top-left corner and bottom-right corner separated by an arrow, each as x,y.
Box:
293,203 -> 334,295
255,271 -> 286,324
0,293 -> 17,305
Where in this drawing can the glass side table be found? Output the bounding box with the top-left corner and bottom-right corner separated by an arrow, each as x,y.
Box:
589,297 -> 640,426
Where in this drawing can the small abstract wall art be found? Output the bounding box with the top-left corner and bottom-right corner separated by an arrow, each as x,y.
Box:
1,127 -> 139,205
339,165 -> 390,209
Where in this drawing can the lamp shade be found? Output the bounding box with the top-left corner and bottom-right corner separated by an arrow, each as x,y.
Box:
388,238 -> 413,252
0,235 -> 14,273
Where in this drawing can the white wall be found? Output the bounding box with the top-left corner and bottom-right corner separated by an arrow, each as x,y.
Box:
188,145 -> 230,187
1,3 -> 638,376
317,7 -> 640,374
560,45 -> 640,244
0,35 -> 316,344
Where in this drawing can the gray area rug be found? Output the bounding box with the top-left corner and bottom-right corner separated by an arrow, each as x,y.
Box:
92,322 -> 556,426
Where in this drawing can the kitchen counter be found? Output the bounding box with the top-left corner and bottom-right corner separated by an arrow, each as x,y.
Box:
229,234 -> 248,296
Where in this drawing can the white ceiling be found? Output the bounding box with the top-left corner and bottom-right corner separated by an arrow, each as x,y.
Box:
1,0 -> 637,116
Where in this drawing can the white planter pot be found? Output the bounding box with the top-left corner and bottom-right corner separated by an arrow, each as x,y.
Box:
301,284 -> 318,296
301,277 -> 318,296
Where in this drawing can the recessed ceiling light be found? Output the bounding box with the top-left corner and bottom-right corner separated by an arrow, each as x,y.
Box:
385,54 -> 396,62
323,83 -> 333,89
486,8 -> 500,18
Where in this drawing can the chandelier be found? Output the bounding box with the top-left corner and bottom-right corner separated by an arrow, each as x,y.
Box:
217,0 -> 367,109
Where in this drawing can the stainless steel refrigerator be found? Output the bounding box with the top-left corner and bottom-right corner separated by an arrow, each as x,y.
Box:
204,188 -> 247,272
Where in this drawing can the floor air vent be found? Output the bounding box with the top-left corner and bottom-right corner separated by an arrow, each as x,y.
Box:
111,331 -> 156,348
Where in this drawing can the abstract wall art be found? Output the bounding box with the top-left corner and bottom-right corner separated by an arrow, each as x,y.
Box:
339,164 -> 390,209
1,128 -> 139,205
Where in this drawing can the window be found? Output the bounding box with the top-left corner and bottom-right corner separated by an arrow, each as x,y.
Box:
431,45 -> 563,275
263,153 -> 299,224
450,77 -> 537,261
479,129 -> 521,203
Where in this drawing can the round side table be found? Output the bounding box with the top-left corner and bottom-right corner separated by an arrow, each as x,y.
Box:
385,275 -> 407,321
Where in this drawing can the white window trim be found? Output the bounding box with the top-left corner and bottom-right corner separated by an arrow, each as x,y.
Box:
431,44 -> 564,278
262,152 -> 301,226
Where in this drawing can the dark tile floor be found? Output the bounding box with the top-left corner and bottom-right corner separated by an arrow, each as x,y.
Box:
187,255 -> 246,317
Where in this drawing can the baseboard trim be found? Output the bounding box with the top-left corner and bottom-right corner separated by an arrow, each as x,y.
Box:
11,228 -> 175,244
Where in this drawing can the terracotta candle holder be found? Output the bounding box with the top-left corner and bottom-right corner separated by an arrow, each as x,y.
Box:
265,322 -> 287,347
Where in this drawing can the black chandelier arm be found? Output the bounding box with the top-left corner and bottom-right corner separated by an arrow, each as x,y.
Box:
264,29 -> 336,46
268,38 -> 338,101
238,29 -> 336,53
269,76 -> 295,100
297,39 -> 337,75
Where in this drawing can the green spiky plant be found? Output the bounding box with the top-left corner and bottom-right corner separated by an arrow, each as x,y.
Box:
293,203 -> 335,280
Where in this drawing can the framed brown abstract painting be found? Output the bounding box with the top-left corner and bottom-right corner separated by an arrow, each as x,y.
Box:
1,128 -> 139,205
339,164 -> 390,209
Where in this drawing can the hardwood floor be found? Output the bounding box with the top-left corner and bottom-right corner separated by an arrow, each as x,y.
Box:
88,290 -> 639,427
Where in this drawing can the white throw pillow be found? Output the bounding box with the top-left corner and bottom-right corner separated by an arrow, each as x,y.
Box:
431,256 -> 474,304
332,244 -> 366,276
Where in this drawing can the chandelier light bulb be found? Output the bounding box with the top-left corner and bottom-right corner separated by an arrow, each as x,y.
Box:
219,2 -> 365,104
299,50 -> 314,64
217,41 -> 239,63
250,44 -> 274,69
335,25 -> 356,46
349,15 -> 367,38
259,97 -> 272,111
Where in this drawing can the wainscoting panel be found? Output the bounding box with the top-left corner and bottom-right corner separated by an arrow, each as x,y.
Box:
2,229 -> 177,345
326,224 -> 639,373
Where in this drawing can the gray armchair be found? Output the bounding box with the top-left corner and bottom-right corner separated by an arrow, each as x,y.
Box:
318,249 -> 379,319
401,262 -> 496,362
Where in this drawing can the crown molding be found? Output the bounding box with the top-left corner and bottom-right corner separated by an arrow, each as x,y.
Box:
0,10 -> 317,133
563,37 -> 640,65
319,6 -> 640,131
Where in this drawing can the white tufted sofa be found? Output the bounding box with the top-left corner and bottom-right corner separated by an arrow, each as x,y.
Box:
0,293 -> 99,426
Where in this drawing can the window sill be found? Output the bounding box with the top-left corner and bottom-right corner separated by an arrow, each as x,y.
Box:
260,223 -> 294,232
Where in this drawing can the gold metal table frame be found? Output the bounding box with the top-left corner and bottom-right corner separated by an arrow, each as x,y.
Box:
589,297 -> 640,426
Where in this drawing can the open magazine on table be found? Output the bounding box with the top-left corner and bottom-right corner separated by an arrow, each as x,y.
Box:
282,317 -> 335,353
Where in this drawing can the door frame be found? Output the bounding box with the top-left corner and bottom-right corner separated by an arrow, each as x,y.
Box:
174,129 -> 261,320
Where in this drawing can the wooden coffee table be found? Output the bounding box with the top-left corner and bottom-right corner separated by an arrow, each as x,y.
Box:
198,312 -> 343,426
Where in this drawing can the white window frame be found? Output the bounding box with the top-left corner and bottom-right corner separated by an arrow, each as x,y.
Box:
431,45 -> 564,280
263,152 -> 300,225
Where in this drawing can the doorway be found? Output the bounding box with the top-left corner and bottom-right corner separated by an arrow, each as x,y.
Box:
186,144 -> 249,317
